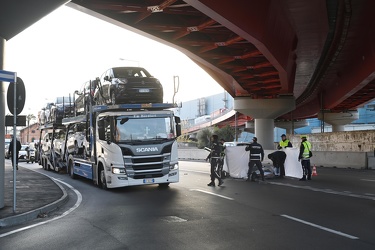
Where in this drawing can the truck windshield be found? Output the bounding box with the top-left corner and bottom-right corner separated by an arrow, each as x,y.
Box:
113,67 -> 151,78
115,116 -> 174,142
56,97 -> 72,104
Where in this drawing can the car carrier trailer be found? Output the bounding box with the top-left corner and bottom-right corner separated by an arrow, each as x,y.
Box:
61,103 -> 181,189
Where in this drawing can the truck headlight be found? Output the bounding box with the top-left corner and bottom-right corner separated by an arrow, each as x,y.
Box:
112,167 -> 126,174
170,163 -> 179,170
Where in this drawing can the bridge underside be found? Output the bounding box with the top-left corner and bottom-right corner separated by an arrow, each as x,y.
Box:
1,0 -> 375,124
67,0 -> 375,121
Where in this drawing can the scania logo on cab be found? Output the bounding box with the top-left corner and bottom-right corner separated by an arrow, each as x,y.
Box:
136,147 -> 159,153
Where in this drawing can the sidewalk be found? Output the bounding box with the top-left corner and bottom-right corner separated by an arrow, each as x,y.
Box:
0,160 -> 68,227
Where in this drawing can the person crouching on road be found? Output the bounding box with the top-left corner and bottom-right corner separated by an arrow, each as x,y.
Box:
298,135 -> 312,181
268,150 -> 287,178
245,137 -> 265,182
206,134 -> 224,187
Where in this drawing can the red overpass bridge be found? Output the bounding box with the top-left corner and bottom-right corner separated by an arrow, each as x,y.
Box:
1,0 -> 375,146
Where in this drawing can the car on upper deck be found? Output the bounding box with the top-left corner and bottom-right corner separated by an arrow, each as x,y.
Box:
50,96 -> 74,123
94,67 -> 163,105
74,79 -> 98,116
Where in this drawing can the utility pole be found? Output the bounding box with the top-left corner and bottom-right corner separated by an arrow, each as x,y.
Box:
172,76 -> 180,104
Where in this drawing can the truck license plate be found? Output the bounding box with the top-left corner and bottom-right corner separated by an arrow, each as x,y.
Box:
139,88 -> 150,93
143,178 -> 155,184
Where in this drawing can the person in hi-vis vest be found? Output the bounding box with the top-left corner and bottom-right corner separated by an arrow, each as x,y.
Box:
277,134 -> 292,150
298,135 -> 312,181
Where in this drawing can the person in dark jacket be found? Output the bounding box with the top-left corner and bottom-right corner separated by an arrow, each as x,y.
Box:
268,150 -> 287,178
245,137 -> 265,181
206,134 -> 224,187
8,136 -> 22,170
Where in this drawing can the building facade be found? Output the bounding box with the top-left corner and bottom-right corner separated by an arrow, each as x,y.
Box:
19,123 -> 40,144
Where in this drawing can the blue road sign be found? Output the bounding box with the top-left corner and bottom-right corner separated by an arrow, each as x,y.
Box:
0,70 -> 16,82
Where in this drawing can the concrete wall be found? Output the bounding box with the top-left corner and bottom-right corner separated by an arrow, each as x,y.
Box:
178,130 -> 375,169
289,130 -> 375,152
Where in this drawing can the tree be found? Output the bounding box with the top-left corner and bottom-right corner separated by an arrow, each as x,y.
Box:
197,128 -> 212,149
216,125 -> 235,142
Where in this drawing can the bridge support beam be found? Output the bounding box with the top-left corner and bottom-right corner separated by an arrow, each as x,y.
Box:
234,97 -> 295,149
275,120 -> 308,134
318,111 -> 359,132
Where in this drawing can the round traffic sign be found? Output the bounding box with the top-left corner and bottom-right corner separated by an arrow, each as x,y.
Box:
7,77 -> 26,115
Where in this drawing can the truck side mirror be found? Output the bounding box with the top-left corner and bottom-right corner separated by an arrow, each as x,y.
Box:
98,120 -> 105,140
174,116 -> 181,124
176,124 -> 181,137
174,116 -> 181,137
105,125 -> 111,144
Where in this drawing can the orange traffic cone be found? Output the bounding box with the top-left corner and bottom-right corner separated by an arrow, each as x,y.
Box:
312,165 -> 318,176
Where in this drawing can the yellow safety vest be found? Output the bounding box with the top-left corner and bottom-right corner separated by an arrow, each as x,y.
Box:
279,139 -> 290,148
302,141 -> 312,158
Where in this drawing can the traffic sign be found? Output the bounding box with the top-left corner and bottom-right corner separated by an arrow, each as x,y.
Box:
0,70 -> 16,82
7,77 -> 26,115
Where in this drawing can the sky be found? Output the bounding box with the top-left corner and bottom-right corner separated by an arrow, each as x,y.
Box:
4,5 -> 224,118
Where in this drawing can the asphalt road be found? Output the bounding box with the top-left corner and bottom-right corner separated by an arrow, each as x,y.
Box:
0,161 -> 375,250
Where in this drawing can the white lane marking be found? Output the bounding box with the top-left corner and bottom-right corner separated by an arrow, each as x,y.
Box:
190,189 -> 234,200
361,179 -> 375,182
281,214 -> 359,240
161,216 -> 187,223
0,179 -> 82,238
181,169 -> 209,174
269,182 -> 375,201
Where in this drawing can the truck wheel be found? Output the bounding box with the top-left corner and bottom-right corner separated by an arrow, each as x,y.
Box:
110,92 -> 116,105
42,158 -> 46,170
99,166 -> 107,189
68,160 -> 76,179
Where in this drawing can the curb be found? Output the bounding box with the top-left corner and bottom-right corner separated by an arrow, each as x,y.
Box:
0,175 -> 69,228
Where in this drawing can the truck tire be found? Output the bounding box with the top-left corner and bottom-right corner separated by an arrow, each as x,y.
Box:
68,160 -> 77,179
42,158 -> 46,170
99,166 -> 107,189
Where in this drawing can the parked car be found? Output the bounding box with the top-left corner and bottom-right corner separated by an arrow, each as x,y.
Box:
18,145 -> 29,161
4,139 -> 11,159
66,123 -> 89,155
223,141 -> 250,147
74,80 -> 97,115
53,128 -> 67,157
41,132 -> 52,154
50,96 -> 74,122
94,67 -> 163,105
39,102 -> 54,124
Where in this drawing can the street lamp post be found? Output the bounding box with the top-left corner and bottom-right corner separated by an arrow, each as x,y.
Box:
173,75 -> 180,104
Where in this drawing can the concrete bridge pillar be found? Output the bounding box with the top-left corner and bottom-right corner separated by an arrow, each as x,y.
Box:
1,37 -> 5,209
234,97 -> 295,149
318,111 -> 359,132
